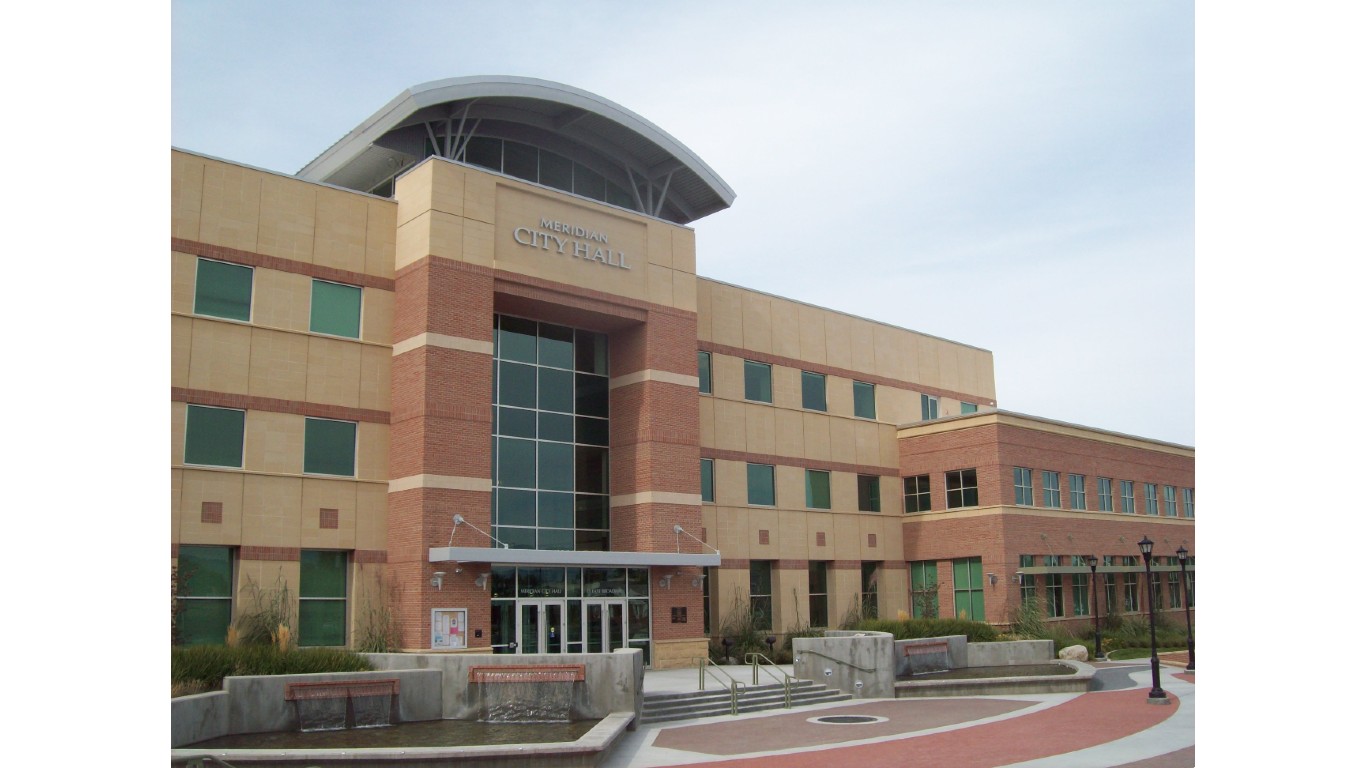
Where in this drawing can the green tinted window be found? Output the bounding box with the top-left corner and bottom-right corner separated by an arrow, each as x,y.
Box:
858,475 -> 881,512
747,463 -> 775,506
805,470 -> 831,509
801,371 -> 826,411
698,352 -> 712,394
310,280 -> 362,338
304,418 -> 356,476
743,361 -> 772,403
184,406 -> 245,467
961,402 -> 978,414
701,458 -> 714,503
299,550 -> 347,647
853,381 -> 876,419
176,545 -> 233,646
952,557 -> 985,621
194,259 -> 252,321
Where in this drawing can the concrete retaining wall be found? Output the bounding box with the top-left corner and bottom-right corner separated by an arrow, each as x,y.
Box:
965,639 -> 1054,666
894,635 -> 968,675
792,631 -> 895,699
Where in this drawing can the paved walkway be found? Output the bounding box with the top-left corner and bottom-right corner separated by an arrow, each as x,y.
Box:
604,659 -> 1194,768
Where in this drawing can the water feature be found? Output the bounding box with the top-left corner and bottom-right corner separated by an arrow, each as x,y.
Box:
184,718 -> 598,750
285,679 -> 398,731
900,663 -> 1076,681
470,664 -> 583,723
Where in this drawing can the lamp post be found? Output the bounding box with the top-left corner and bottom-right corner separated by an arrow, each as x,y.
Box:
1087,555 -> 1102,661
1137,537 -> 1168,704
1177,545 -> 1194,672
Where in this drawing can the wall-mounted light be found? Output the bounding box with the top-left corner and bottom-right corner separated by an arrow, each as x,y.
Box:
658,574 -> 674,589
475,573 -> 490,590
691,576 -> 703,589
987,573 -> 998,587
430,571 -> 446,590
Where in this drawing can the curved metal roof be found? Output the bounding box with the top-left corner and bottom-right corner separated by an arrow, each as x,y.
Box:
297,76 -> 735,224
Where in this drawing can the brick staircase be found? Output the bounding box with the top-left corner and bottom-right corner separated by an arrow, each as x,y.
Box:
641,679 -> 851,724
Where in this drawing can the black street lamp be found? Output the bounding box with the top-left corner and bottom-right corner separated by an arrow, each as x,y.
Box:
1087,554 -> 1102,661
1177,545 -> 1194,672
1137,536 -> 1168,704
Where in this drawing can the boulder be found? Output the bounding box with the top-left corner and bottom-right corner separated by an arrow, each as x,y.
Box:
1058,644 -> 1089,662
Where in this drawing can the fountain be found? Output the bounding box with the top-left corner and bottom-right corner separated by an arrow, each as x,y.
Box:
469,664 -> 584,723
284,679 -> 399,731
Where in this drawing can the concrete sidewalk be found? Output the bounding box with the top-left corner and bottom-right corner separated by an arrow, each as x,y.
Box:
607,660 -> 1194,768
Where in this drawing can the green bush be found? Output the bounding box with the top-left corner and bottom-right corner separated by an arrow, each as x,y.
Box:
172,645 -> 373,690
851,617 -> 998,643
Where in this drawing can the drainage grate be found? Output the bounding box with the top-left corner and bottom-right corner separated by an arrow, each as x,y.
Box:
809,715 -> 887,725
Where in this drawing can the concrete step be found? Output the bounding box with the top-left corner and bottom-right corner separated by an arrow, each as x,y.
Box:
641,680 -> 851,724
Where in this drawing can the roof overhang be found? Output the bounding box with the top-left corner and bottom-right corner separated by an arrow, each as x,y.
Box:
429,546 -> 720,569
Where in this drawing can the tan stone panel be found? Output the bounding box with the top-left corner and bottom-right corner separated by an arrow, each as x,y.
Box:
828,418 -> 856,468
258,174 -> 317,263
853,419 -> 881,467
172,315 -> 193,389
880,387 -> 915,426
878,424 -> 900,469
253,269 -> 312,333
314,188 -> 369,273
357,422 -> 389,481
300,478 -> 359,549
824,312 -> 852,370
711,398 -> 746,452
247,328 -> 309,402
872,323 -> 912,382
699,396 -> 715,449
830,471 -> 856,514
797,304 -> 827,366
714,459 -> 748,508
171,468 -> 183,542
965,347 -> 997,400
849,319 -> 877,377
712,353 -> 744,402
859,517 -> 884,559
648,263 -> 673,307
769,299 -> 800,359
942,398 -> 962,417
237,560 -> 300,608
672,227 -> 696,274
354,483 -> 389,551
805,510 -> 832,550
171,402 -> 187,466
741,290 -> 773,355
715,504 -> 750,559
305,336 -> 362,408
915,335 -> 942,386
744,403 -> 776,456
244,410 -> 303,475
179,469 -> 245,545
772,366 -> 800,411
696,280 -> 713,343
709,282 -> 743,347
464,169 -> 497,224
463,217 -> 495,268
878,518 -> 906,559
365,199 -> 398,279
827,375 -> 854,418
937,342 -> 962,393
361,288 -> 394,346
395,212 -> 437,271
831,526 -> 860,561
172,251 -> 198,315
776,511 -> 809,559
395,161 -> 436,227
241,474 -> 304,549
801,412 -> 831,462
647,220 -> 673,269
672,271 -> 697,313
199,161 -> 261,252
188,319 -> 253,394
774,464 -> 803,511
773,409 -> 804,460
358,345 -> 391,412
172,151 -> 204,241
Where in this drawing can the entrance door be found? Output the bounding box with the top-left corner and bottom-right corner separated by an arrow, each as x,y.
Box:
583,599 -> 627,654
516,600 -> 566,654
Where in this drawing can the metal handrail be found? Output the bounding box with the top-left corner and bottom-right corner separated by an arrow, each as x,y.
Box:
744,652 -> 792,708
184,757 -> 239,768
695,657 -> 746,715
793,648 -> 878,674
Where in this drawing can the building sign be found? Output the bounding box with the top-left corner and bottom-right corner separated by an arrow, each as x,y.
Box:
431,608 -> 467,650
511,217 -> 631,270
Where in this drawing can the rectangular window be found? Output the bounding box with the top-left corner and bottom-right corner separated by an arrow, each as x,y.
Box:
1152,564 -> 1165,610
697,351 -> 712,394
194,258 -> 252,321
808,562 -> 829,627
1069,474 -> 1086,509
1103,556 -> 1117,617
1042,471 -> 1061,508
1042,555 -> 1063,618
1097,477 -> 1114,512
910,560 -> 938,618
801,371 -> 827,411
960,402 -> 978,414
700,458 -> 714,503
1182,487 -> 1194,518
1071,556 -> 1090,616
175,545 -> 233,646
299,550 -> 348,646
1164,485 -> 1178,517
184,405 -> 245,468
861,562 -> 880,619
903,474 -> 931,513
1120,481 -> 1136,514
857,475 -> 881,512
1168,569 -> 1182,608
1144,483 -> 1159,515
1123,556 -> 1140,611
749,561 -> 773,631
747,463 -> 775,506
743,360 -> 772,403
1013,467 -> 1033,506
805,469 -> 831,509
952,557 -> 984,621
310,279 -> 362,338
945,469 -> 978,508
920,394 -> 939,420
304,418 -> 357,476
853,381 -> 876,419
1018,554 -> 1036,608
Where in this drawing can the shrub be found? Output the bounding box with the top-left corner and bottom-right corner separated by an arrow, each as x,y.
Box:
709,589 -> 774,663
233,574 -> 296,648
172,645 -> 373,691
353,565 -> 401,654
851,617 -> 998,643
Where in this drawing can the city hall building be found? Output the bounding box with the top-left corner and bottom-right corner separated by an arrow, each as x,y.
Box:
171,76 -> 1195,667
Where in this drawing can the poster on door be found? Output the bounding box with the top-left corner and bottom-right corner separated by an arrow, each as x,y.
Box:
431,608 -> 467,649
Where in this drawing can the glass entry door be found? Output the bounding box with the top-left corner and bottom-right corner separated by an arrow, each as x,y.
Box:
516,600 -> 566,654
583,599 -> 627,654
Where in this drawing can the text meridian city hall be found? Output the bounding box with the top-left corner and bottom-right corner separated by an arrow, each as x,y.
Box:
511,218 -> 631,270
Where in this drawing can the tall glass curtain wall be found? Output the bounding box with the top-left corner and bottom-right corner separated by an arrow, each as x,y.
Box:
489,566 -> 651,663
492,316 -> 610,550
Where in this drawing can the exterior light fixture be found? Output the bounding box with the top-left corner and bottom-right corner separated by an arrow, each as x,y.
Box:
1137,536 -> 1168,704
1086,555 -> 1101,660
430,571 -> 445,590
1176,545 -> 1194,672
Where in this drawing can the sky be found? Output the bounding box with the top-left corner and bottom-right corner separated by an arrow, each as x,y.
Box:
171,0 -> 1195,445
